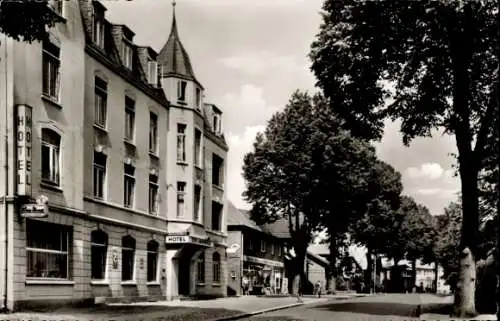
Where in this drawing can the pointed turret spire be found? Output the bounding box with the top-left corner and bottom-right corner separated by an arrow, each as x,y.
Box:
171,0 -> 178,37
157,0 -> 199,84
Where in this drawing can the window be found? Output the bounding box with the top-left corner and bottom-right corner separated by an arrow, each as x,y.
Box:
92,11 -> 105,48
195,88 -> 201,108
94,77 -> 107,128
149,174 -> 159,214
212,154 -> 224,187
177,182 -> 186,217
147,240 -> 159,282
42,41 -> 60,100
124,164 -> 135,208
26,220 -> 70,279
194,185 -> 201,221
147,60 -> 158,86
149,113 -> 158,154
91,230 -> 108,280
177,80 -> 187,102
271,243 -> 275,255
194,129 -> 202,167
212,252 -> 221,283
196,252 -> 205,284
124,96 -> 135,141
122,41 -> 133,69
247,238 -> 253,250
93,152 -> 106,199
41,129 -> 60,186
211,201 -> 222,231
121,236 -> 135,281
212,113 -> 221,134
260,240 -> 266,252
278,246 -> 282,256
48,0 -> 63,15
177,124 -> 186,162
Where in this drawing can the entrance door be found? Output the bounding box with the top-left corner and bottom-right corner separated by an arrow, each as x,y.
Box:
178,257 -> 191,296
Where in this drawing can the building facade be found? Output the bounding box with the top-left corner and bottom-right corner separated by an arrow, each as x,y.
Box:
227,203 -> 286,296
0,0 -> 228,311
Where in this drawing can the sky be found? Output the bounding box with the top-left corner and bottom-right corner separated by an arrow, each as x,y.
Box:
103,0 -> 461,216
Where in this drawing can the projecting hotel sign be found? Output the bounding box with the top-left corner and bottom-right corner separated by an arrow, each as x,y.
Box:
16,105 -> 33,196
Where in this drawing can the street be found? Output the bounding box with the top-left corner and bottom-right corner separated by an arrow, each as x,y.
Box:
238,294 -> 488,321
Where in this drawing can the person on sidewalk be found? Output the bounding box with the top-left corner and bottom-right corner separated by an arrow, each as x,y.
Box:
315,280 -> 322,298
293,274 -> 303,303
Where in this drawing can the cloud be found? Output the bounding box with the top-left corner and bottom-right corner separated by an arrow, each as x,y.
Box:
221,84 -> 281,135
227,126 -> 266,210
219,51 -> 308,76
405,163 -> 445,180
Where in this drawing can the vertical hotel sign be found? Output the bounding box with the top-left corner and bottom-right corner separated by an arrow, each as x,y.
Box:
16,105 -> 32,196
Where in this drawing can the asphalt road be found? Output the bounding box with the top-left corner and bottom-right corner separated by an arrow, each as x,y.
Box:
239,294 -> 454,321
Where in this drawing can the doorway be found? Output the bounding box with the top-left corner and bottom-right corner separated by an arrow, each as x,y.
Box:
178,257 -> 191,296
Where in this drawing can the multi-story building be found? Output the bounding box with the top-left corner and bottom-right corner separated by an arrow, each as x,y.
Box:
0,0 -> 228,311
227,203 -> 286,296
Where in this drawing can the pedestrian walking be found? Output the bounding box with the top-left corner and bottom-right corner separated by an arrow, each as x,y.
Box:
293,274 -> 303,303
315,280 -> 322,298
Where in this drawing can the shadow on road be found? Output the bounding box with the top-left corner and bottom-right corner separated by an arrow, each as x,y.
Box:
312,301 -> 452,317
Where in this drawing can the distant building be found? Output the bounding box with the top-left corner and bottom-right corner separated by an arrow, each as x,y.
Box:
226,203 -> 286,296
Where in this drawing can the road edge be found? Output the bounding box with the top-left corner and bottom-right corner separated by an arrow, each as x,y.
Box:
212,302 -> 305,321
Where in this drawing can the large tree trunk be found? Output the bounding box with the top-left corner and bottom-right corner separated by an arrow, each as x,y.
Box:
294,243 -> 307,295
448,4 -> 479,316
327,237 -> 337,294
434,262 -> 439,294
411,258 -> 417,292
365,248 -> 373,293
452,156 -> 480,317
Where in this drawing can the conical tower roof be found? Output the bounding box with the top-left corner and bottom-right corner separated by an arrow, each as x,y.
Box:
157,1 -> 199,84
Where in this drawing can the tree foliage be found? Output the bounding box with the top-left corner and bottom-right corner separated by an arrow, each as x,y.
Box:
349,161 -> 403,256
310,1 -> 499,315
0,1 -> 64,43
434,202 -> 462,289
242,90 -> 379,282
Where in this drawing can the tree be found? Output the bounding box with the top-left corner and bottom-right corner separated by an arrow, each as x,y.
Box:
396,198 -> 437,288
243,91 -> 378,293
310,1 -> 498,316
434,202 -> 462,291
348,160 -> 403,291
0,1 -> 64,43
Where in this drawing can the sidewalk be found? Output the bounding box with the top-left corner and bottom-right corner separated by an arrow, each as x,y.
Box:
1,296 -> 329,321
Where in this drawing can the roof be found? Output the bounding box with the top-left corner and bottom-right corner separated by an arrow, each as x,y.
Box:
260,218 -> 291,239
157,4 -> 199,84
307,251 -> 329,267
227,202 -> 262,232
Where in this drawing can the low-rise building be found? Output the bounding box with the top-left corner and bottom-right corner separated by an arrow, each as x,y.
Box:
227,203 -> 286,296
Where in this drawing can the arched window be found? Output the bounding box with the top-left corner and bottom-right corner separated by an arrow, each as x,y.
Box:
91,230 -> 108,280
147,240 -> 159,282
41,128 -> 61,186
121,235 -> 135,281
196,252 -> 205,284
212,252 -> 221,283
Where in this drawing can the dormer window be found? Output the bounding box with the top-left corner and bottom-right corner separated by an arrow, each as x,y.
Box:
212,113 -> 221,134
147,59 -> 158,87
92,3 -> 105,49
195,88 -> 201,108
93,19 -> 105,49
122,40 -> 133,69
177,80 -> 187,102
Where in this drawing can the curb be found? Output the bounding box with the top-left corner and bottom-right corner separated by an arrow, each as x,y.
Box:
211,302 -> 305,321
